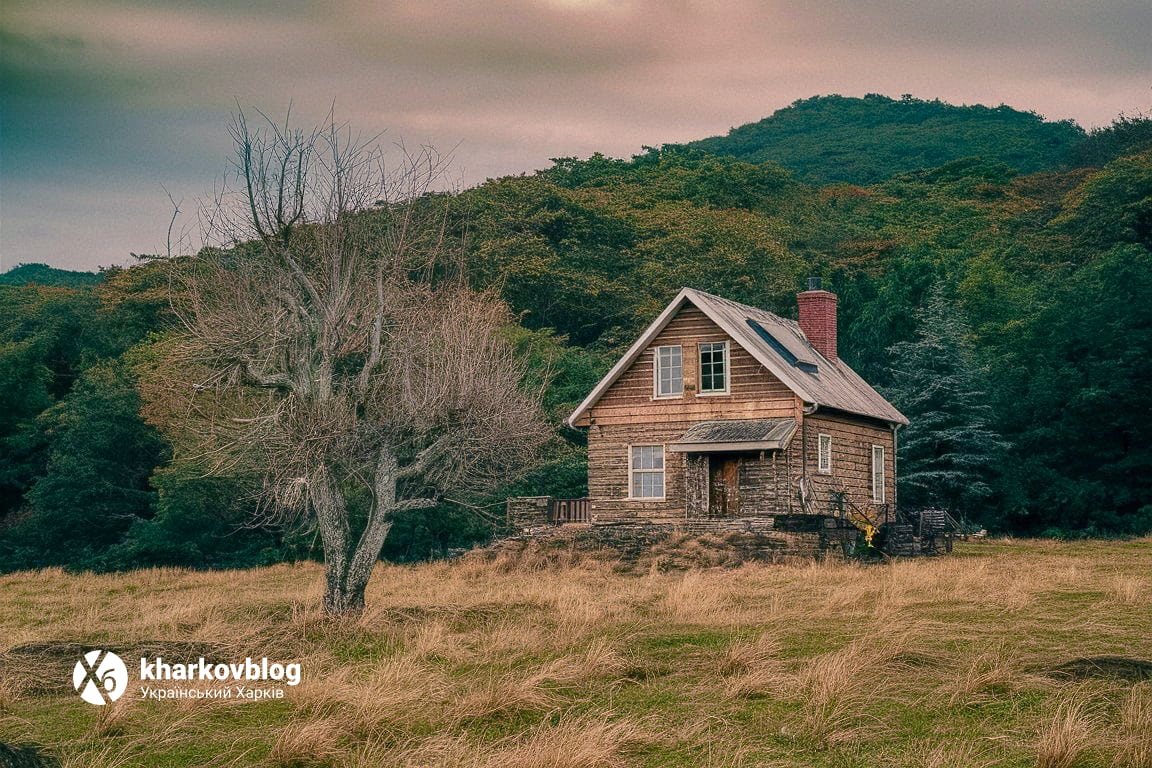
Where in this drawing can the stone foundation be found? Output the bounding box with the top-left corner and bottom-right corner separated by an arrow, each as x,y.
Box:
504,495 -> 869,563
501,503 -> 863,563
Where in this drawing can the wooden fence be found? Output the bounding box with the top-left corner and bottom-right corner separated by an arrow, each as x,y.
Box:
548,498 -> 591,524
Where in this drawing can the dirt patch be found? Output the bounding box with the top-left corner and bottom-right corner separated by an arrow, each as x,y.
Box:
1040,656 -> 1152,683
0,641 -> 230,697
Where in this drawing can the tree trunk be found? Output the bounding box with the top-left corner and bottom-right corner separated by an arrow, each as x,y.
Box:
312,454 -> 398,616
310,467 -> 358,616
323,562 -> 367,614
320,518 -> 394,615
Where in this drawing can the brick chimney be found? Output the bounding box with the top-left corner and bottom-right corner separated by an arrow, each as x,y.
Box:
797,277 -> 837,360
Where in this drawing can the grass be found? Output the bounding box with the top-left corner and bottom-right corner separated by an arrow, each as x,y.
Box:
1,538 -> 1150,767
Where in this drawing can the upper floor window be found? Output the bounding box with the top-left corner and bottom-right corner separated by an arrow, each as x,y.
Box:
871,445 -> 886,504
699,341 -> 729,394
630,445 -> 665,499
654,345 -> 683,398
818,433 -> 832,473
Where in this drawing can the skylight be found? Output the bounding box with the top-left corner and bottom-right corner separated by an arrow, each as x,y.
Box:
746,318 -> 819,374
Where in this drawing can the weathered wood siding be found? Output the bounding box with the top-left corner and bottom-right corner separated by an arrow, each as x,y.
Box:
585,305 -> 801,521
684,447 -> 804,519
801,411 -> 896,524
587,421 -> 692,521
583,306 -> 799,426
732,441 -> 803,517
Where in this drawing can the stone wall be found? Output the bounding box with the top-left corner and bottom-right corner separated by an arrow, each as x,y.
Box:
506,496 -> 551,532
498,506 -> 863,563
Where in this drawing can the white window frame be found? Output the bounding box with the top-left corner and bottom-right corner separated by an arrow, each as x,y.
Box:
652,345 -> 683,399
698,340 -> 730,395
629,444 -> 666,500
818,433 -> 832,474
871,444 -> 885,504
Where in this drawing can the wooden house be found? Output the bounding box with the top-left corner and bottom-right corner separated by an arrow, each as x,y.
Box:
565,281 -> 908,542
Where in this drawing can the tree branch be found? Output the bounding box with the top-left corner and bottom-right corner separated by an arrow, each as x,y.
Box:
239,356 -> 295,391
392,498 -> 438,511
396,435 -> 453,480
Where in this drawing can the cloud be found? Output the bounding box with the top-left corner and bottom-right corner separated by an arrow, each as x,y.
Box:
1,0 -> 1149,270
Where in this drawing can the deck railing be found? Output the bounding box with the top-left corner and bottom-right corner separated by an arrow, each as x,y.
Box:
548,497 -> 591,524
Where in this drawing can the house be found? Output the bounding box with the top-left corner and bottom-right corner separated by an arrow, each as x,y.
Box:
550,279 -> 910,555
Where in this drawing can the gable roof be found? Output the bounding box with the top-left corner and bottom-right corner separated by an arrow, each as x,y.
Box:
567,288 -> 908,428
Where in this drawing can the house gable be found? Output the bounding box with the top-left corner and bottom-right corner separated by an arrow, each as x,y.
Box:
569,288 -> 907,428
576,303 -> 800,427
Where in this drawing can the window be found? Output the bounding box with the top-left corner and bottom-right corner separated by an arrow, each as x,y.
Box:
818,433 -> 832,473
630,445 -> 665,499
871,445 -> 885,503
699,341 -> 729,393
653,345 -> 683,398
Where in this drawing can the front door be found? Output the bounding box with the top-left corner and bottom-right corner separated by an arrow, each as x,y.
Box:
708,455 -> 741,517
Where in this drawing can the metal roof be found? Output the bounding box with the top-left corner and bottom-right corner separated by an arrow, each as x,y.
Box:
668,418 -> 798,453
567,287 -> 909,427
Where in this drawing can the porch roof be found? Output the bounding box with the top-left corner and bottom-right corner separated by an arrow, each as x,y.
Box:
668,418 -> 798,453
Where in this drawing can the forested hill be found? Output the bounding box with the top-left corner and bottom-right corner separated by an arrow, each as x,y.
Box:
0,263 -> 104,287
683,94 -> 1087,184
1,101 -> 1150,575
462,119 -> 1152,539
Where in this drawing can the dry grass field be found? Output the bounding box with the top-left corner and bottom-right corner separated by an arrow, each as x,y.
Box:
1,538 -> 1150,767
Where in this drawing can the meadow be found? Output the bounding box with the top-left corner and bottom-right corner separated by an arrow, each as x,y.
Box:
1,538 -> 1150,767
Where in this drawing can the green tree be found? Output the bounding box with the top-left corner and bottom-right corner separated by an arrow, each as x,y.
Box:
0,359 -> 168,570
0,285 -> 106,524
684,94 -> 1084,184
994,245 -> 1152,535
884,286 -> 1009,523
104,464 -> 302,570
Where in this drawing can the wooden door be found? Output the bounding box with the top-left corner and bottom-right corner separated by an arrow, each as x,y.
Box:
708,455 -> 741,517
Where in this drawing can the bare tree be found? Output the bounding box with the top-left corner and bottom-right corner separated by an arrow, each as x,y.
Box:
160,111 -> 550,614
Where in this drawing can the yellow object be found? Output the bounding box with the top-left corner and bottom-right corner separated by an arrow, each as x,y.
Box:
844,505 -> 878,548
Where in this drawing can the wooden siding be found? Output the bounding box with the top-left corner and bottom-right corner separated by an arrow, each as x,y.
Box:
686,447 -> 803,519
800,411 -> 896,524
583,306 -> 800,427
589,420 -> 811,522
585,305 -> 802,522
587,421 -> 693,521
733,439 -> 802,517
582,304 -> 897,525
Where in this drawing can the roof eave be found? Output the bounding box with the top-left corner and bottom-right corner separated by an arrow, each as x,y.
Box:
669,440 -> 791,453
804,399 -> 910,426
566,288 -> 696,428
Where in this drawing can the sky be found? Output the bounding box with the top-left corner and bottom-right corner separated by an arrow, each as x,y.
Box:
1,0 -> 1149,272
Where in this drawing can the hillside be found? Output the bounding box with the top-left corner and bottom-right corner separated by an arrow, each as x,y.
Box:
461,141 -> 1152,538
1,539 -> 1150,767
684,94 -> 1086,184
0,263 -> 103,288
1,101 -> 1150,578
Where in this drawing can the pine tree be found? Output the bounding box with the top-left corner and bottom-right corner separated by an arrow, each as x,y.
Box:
884,285 -> 1009,524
